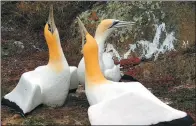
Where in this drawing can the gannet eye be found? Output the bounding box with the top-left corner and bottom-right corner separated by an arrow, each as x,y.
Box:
109,21 -> 119,29
48,23 -> 52,33
81,36 -> 86,50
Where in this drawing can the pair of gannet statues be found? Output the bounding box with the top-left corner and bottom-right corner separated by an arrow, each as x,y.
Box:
2,6 -> 194,126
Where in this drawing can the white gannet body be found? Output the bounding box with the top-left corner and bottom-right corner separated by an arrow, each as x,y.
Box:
77,18 -> 195,125
2,6 -> 71,114
77,19 -> 135,85
69,66 -> 79,92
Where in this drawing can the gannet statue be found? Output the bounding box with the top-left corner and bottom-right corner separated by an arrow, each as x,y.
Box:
77,18 -> 135,85
77,17 -> 195,126
2,6 -> 71,115
69,66 -> 79,93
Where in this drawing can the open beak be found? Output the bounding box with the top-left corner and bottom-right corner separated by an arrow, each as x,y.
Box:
77,17 -> 88,53
47,5 -> 56,33
112,20 -> 135,28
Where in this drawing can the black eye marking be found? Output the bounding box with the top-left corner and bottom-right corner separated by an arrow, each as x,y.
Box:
48,22 -> 53,33
48,23 -> 51,32
109,21 -> 119,29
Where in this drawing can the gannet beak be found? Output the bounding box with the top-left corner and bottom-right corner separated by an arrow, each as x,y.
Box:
110,20 -> 135,28
47,5 -> 56,33
77,17 -> 88,53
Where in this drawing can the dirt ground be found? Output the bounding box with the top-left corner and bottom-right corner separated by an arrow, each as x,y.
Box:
1,51 -> 91,125
1,46 -> 196,125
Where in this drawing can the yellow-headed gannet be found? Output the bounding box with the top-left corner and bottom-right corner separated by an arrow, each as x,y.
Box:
77,19 -> 135,85
2,6 -> 71,115
77,17 -> 194,126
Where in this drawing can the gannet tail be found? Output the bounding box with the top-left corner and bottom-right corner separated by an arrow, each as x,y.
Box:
1,74 -> 42,115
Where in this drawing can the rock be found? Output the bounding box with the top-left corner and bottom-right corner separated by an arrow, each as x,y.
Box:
2,48 -> 9,56
32,45 -> 42,51
12,114 -> 21,119
14,41 -> 24,49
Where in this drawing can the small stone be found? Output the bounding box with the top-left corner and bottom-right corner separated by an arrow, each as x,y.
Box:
14,41 -> 24,49
12,114 -> 21,119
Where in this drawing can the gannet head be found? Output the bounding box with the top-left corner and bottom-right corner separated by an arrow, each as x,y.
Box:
77,17 -> 107,84
77,17 -> 97,55
94,19 -> 135,42
44,5 -> 64,71
44,5 -> 60,44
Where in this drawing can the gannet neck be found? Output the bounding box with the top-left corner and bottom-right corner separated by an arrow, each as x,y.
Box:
94,35 -> 107,54
44,24 -> 65,72
83,34 -> 107,86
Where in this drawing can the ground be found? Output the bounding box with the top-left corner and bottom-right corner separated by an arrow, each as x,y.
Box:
1,1 -> 196,125
1,51 -> 195,125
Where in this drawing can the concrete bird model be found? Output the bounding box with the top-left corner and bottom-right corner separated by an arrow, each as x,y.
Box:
77,17 -> 195,126
77,18 -> 135,85
69,66 -> 79,93
2,6 -> 72,115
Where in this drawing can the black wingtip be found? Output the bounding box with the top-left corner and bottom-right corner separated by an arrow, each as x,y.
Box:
120,74 -> 139,82
2,97 -> 44,117
69,88 -> 77,94
152,114 -> 195,126
1,97 -> 25,116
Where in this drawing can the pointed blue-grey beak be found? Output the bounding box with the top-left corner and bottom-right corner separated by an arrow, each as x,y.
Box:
110,20 -> 135,28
